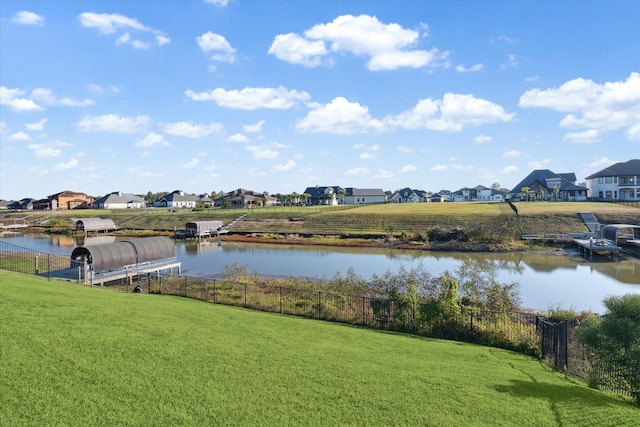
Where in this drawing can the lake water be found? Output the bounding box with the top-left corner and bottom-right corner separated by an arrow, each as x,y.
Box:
2,233 -> 639,314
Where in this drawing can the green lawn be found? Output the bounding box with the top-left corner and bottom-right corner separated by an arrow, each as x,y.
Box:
0,271 -> 637,426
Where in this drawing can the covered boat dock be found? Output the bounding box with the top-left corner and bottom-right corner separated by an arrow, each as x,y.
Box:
74,217 -> 117,235
70,236 -> 180,285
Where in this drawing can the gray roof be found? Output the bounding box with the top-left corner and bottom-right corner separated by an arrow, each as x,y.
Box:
345,188 -> 386,196
161,190 -> 198,202
303,186 -> 343,198
585,159 -> 640,179
74,217 -> 117,232
70,236 -> 175,272
94,192 -> 145,204
510,170 -> 584,193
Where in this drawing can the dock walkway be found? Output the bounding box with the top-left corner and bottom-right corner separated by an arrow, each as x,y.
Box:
574,238 -> 622,260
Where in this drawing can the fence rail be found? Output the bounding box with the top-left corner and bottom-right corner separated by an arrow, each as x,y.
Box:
0,240 -> 632,399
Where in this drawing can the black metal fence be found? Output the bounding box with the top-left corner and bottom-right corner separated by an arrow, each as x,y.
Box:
0,240 -> 84,281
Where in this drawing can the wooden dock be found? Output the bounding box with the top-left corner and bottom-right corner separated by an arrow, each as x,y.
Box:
574,238 -> 622,260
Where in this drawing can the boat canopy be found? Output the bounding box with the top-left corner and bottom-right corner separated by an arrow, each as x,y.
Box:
74,217 -> 117,232
70,236 -> 175,271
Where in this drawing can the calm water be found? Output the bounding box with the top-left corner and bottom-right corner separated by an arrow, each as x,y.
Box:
2,233 -> 640,314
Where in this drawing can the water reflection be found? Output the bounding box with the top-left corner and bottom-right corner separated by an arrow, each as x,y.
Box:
1,234 -> 639,313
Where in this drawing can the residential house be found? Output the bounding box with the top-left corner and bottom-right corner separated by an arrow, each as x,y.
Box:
428,193 -> 446,202
198,194 -> 214,207
509,170 -> 587,201
585,159 -> 640,201
342,188 -> 387,205
45,190 -> 93,210
449,185 -> 506,202
93,192 -> 146,209
215,189 -> 276,208
303,186 -> 343,205
389,188 -> 427,203
156,190 -> 198,209
8,198 -> 37,210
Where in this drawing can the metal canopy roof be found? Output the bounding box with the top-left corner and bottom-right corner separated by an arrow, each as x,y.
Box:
70,236 -> 175,271
75,217 -> 117,232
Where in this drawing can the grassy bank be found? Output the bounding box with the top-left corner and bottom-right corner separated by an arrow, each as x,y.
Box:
3,201 -> 638,249
0,271 -> 637,425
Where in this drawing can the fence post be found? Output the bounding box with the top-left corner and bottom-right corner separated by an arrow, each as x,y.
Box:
213,279 -> 216,304
317,291 -> 322,319
362,296 -> 365,325
279,286 -> 283,313
35,254 -> 39,275
244,283 -> 247,308
47,254 -> 51,280
184,276 -> 187,297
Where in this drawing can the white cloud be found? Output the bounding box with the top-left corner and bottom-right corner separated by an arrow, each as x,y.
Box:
430,164 -> 448,171
197,32 -> 237,63
272,160 -> 296,172
204,0 -> 230,6
30,88 -> 94,107
587,157 -> 618,168
243,120 -> 265,133
246,144 -> 279,159
345,167 -> 370,176
501,54 -> 518,69
359,153 -> 377,160
116,32 -> 150,50
135,132 -> 170,148
520,72 -> 640,141
387,93 -> 515,132
563,129 -> 600,144
12,11 -> 44,26
78,12 -> 149,34
400,165 -> 417,173
156,35 -> 171,46
227,133 -> 249,143
0,86 -> 43,111
28,141 -> 70,158
77,114 -> 149,133
503,150 -> 520,158
501,165 -> 519,173
268,33 -> 328,67
397,146 -> 414,154
78,12 -> 169,48
53,158 -> 78,171
270,14 -> 449,71
162,121 -> 223,138
9,131 -> 31,141
374,169 -> 395,180
25,118 -> 47,131
185,86 -> 310,110
295,97 -> 386,135
0,121 -> 6,134
473,134 -> 492,143
180,157 -> 199,169
528,159 -> 552,169
455,63 -> 483,73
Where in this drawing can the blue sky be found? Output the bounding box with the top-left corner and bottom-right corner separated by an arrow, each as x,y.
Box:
1,0 -> 639,201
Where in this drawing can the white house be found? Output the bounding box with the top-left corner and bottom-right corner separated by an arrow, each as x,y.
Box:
342,188 -> 387,205
93,192 -> 145,209
585,159 -> 640,201
156,190 -> 198,208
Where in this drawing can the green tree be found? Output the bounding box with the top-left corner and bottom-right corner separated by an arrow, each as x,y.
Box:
576,294 -> 640,406
520,186 -> 530,201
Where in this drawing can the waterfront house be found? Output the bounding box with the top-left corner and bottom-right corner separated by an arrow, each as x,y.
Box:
156,190 -> 198,209
342,188 -> 387,205
93,192 -> 146,209
585,159 -> 640,201
509,170 -> 587,201
303,186 -> 343,205
389,188 -> 427,203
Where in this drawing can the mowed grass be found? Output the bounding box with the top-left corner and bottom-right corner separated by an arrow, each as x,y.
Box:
1,272 -> 637,426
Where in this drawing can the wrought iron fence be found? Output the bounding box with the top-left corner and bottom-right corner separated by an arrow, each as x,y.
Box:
0,239 -> 84,281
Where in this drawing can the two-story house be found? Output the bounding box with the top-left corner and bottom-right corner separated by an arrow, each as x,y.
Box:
585,159 -> 640,201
